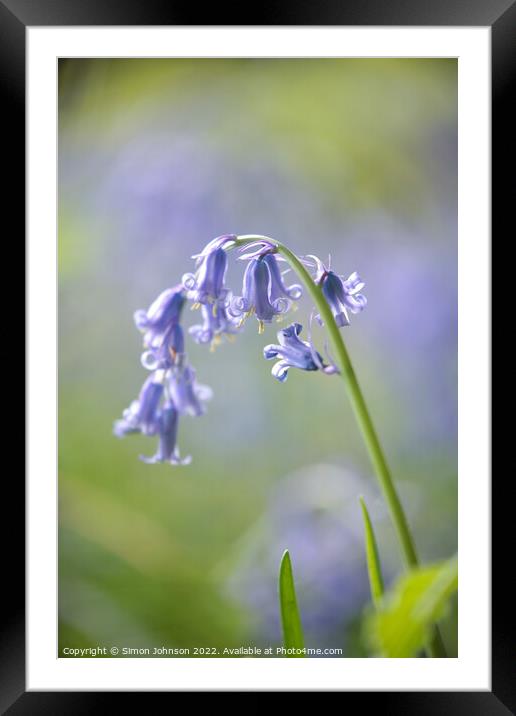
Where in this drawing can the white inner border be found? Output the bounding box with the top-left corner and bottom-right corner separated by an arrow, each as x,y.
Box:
27,27 -> 490,691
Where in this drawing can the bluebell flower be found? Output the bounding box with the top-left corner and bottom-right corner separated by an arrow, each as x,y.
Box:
263,323 -> 325,382
134,285 -> 186,368
182,235 -> 236,305
113,372 -> 164,437
140,401 -> 191,465
189,301 -> 240,347
308,255 -> 367,328
168,361 -> 213,417
134,285 -> 185,338
115,362 -> 210,464
321,271 -> 366,327
231,257 -> 291,329
235,243 -> 302,326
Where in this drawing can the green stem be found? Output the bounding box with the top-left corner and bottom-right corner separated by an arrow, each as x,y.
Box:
235,235 -> 447,657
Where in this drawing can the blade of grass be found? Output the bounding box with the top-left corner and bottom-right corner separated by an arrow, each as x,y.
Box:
359,496 -> 384,608
278,550 -> 306,657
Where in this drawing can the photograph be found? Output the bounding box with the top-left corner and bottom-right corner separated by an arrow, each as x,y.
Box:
57,57 -> 459,660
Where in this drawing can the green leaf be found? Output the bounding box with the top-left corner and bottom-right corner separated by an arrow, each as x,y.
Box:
278,550 -> 306,657
365,556 -> 458,657
359,496 -> 384,608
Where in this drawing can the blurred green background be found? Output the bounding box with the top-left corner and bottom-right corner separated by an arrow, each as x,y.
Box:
58,59 -> 457,657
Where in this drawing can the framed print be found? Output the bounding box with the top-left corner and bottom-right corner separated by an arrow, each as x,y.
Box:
3,0 -> 507,708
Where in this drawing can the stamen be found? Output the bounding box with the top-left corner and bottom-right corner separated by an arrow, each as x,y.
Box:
191,302 -> 201,311
209,335 -> 222,353
258,320 -> 265,334
237,312 -> 251,329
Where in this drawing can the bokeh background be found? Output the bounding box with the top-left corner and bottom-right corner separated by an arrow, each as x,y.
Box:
58,59 -> 457,657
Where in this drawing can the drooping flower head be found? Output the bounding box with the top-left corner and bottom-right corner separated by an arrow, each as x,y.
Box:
308,255 -> 367,328
116,234 -> 364,467
263,322 -> 336,383
182,234 -> 236,305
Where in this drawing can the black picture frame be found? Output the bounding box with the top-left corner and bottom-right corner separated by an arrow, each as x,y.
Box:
4,0 -> 505,709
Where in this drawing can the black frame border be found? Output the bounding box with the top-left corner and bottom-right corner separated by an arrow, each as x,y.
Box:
6,0 -> 507,710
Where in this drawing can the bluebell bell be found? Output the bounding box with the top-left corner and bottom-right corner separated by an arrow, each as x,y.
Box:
236,243 -> 302,319
182,234 -> 236,305
113,372 -> 164,437
189,301 -> 240,347
231,257 -> 291,328
134,285 -> 185,338
263,323 -> 323,382
135,285 -> 186,368
168,361 -> 213,417
140,401 -> 191,465
308,256 -> 366,328
320,270 -> 366,327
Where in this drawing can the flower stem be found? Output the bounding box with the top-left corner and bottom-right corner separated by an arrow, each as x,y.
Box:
235,236 -> 447,657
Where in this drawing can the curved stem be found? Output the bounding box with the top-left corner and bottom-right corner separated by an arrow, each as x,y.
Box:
236,235 -> 447,657
279,245 -> 420,562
